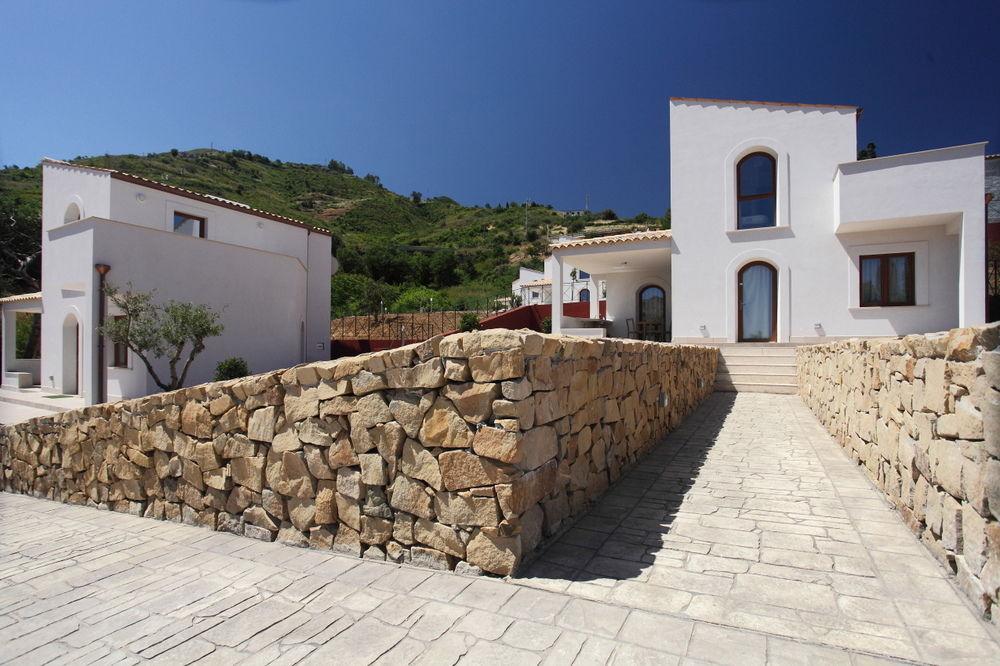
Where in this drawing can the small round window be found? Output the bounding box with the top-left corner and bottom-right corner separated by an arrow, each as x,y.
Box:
64,202 -> 82,224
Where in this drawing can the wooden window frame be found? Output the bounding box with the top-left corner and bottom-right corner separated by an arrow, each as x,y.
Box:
111,315 -> 129,368
736,152 -> 777,230
173,211 -> 207,238
737,261 -> 778,342
859,252 -> 915,307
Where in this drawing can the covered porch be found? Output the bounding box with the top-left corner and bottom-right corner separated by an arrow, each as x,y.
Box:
1,292 -> 43,389
550,230 -> 672,340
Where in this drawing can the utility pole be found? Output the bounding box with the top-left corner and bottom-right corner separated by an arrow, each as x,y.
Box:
585,193 -> 590,212
524,200 -> 529,237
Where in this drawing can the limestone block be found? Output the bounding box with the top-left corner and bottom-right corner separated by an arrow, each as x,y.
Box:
518,426 -> 558,471
360,516 -> 393,545
444,359 -> 471,382
309,525 -> 336,550
353,394 -> 393,429
434,491 -> 500,526
298,418 -> 335,446
315,479 -> 337,524
388,474 -> 434,520
327,435 -> 359,469
336,493 -> 361,531
389,392 -> 432,438
337,466 -> 364,500
386,359 -> 446,390
410,546 -> 451,570
469,351 -> 525,383
401,439 -> 443,490
180,401 -> 212,439
247,406 -> 277,442
359,453 -> 387,485
414,518 -> 465,557
419,397 -> 473,448
442,382 -> 499,423
352,370 -> 388,395
471,427 -> 521,465
466,528 -> 521,576
284,385 -> 320,423
287,497 -> 316,531
438,450 -> 516,491
333,525 -> 362,557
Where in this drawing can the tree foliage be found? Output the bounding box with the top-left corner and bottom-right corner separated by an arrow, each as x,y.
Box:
857,142 -> 877,160
100,284 -> 224,391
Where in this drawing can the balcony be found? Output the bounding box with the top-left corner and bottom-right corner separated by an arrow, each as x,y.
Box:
834,142 -> 985,234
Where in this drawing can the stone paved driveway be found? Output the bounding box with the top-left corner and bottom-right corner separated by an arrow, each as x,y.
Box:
1,393 -> 998,665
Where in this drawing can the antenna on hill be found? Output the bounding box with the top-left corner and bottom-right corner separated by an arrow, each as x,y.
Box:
585,193 -> 590,212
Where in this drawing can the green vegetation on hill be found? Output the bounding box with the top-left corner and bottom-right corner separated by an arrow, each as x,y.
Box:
0,149 -> 668,311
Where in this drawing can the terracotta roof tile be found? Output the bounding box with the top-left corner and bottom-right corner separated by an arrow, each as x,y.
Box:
670,96 -> 857,111
550,229 -> 672,250
41,158 -> 331,236
0,292 -> 42,304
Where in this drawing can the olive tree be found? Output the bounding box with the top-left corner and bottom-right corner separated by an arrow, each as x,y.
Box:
100,284 -> 224,391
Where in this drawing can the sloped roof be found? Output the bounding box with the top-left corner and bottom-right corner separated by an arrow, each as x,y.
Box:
550,229 -> 672,251
520,279 -> 552,287
0,292 -> 42,304
670,97 -> 857,111
42,158 -> 332,236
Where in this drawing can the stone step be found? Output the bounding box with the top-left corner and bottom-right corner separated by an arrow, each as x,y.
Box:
716,371 -> 797,384
718,359 -> 797,371
714,346 -> 798,358
714,380 -> 798,394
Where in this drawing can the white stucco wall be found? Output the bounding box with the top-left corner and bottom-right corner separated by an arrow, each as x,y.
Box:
38,162 -> 334,404
669,100 -> 985,343
88,218 -> 308,401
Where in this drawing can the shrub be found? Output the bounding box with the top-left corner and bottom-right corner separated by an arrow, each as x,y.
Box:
214,357 -> 249,382
460,312 -> 480,332
541,316 -> 552,334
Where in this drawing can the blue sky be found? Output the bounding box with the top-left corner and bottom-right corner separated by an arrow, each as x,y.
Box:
1,0 -> 998,216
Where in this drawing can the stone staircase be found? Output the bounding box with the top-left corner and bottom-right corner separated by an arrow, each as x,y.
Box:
713,343 -> 799,394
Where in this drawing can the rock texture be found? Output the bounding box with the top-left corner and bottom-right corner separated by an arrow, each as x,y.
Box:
0,329 -> 716,576
797,324 -> 1000,617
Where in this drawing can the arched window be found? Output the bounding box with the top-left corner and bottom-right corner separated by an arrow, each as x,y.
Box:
64,202 -> 81,224
637,285 -> 666,341
736,152 -> 776,229
579,288 -> 590,303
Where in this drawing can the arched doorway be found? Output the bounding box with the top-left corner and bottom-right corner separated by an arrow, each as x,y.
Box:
637,285 -> 667,341
579,288 -> 590,303
738,262 -> 777,342
62,314 -> 80,394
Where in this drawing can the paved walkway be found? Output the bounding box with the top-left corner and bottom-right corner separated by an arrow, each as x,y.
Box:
1,393 -> 998,665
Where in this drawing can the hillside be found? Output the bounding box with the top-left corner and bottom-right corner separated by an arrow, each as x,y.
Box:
0,149 -> 667,311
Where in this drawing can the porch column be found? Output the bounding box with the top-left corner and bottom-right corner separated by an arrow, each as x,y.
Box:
589,275 -> 600,319
551,254 -> 564,334
959,211 -> 986,326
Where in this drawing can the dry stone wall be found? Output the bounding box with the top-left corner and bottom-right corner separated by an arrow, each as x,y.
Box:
797,324 -> 1000,617
1,330 -> 716,576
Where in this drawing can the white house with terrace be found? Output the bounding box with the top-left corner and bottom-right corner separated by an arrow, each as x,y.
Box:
1,159 -> 334,407
551,97 -> 987,347
511,255 -> 600,306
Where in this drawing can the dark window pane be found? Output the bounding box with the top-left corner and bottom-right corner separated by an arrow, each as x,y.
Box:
15,312 -> 41,359
174,212 -> 203,236
738,197 -> 775,229
578,270 -> 589,280
861,257 -> 882,305
887,256 -> 911,304
579,289 -> 590,302
738,154 -> 774,196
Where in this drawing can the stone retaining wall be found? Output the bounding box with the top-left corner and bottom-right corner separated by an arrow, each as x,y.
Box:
797,325 -> 1000,617
1,330 -> 716,576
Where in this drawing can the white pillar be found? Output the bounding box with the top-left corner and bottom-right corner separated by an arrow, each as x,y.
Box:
588,275 -> 600,319
959,211 -> 986,327
551,254 -> 564,334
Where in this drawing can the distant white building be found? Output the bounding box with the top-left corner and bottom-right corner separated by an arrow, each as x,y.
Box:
551,97 -> 986,341
511,255 -> 598,306
1,159 -> 334,405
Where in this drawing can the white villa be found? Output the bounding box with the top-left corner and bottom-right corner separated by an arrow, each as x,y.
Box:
1,159 -> 334,406
551,97 -> 987,343
511,255 -> 600,306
